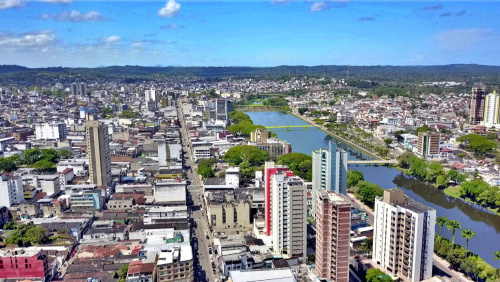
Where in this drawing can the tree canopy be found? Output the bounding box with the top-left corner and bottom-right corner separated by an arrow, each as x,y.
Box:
277,153 -> 312,181
366,269 -> 393,282
457,134 -> 498,156
223,145 -> 269,166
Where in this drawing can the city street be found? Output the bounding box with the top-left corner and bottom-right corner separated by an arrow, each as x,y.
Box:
178,99 -> 220,282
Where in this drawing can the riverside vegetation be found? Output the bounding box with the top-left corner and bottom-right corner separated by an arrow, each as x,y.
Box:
397,151 -> 500,215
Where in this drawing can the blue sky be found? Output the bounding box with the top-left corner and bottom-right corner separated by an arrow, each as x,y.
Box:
0,0 -> 499,67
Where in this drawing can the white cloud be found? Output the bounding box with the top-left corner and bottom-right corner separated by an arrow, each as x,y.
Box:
158,0 -> 180,18
0,30 -> 55,47
310,1 -> 327,12
131,41 -> 144,48
435,28 -> 495,51
41,10 -> 106,22
100,35 -> 120,44
39,0 -> 72,3
0,0 -> 23,10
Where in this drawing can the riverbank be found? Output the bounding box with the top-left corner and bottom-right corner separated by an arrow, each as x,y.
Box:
289,109 -> 386,160
396,154 -> 500,216
246,111 -> 500,266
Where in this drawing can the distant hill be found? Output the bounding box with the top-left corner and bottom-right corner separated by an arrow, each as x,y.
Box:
1,64 -> 500,83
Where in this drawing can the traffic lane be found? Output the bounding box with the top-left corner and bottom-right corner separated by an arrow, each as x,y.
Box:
191,190 -> 215,281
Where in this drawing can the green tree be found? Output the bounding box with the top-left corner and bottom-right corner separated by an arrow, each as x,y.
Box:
436,174 -> 450,188
436,217 -> 448,237
118,264 -> 129,282
360,237 -> 373,254
492,250 -> 500,261
239,161 -> 255,183
101,106 -> 113,118
456,134 -> 498,156
383,138 -> 393,146
0,157 -> 18,172
357,181 -> 384,208
447,220 -> 461,245
41,148 -> 59,163
31,159 -> 54,172
22,148 -> 42,165
277,153 -> 313,181
397,151 -> 415,168
58,149 -> 72,159
298,108 -> 308,115
347,169 -> 364,188
426,162 -> 444,182
223,145 -> 269,166
366,268 -> 392,282
198,164 -> 214,179
460,228 -> 477,251
409,157 -> 427,181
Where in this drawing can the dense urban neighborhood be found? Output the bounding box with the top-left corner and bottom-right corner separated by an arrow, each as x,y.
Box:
0,67 -> 499,282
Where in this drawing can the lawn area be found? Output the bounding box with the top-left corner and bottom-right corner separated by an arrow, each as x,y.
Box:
443,186 -> 461,198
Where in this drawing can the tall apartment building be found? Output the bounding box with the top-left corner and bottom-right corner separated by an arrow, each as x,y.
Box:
373,189 -> 436,282
156,245 -> 194,282
264,161 -> 293,236
35,122 -> 67,140
71,82 -> 86,96
145,86 -> 156,102
417,132 -> 440,159
271,173 -> 307,260
470,86 -> 487,125
483,90 -> 500,127
216,98 -> 233,122
311,141 -> 348,218
86,116 -> 111,186
0,174 -> 24,208
315,191 -> 351,281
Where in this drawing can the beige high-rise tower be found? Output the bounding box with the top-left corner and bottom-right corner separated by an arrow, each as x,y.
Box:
86,115 -> 111,186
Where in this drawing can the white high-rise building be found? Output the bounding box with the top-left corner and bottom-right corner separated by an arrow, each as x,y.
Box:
35,122 -> 67,140
0,174 -> 24,208
373,189 -> 436,282
145,86 -> 156,102
271,173 -> 307,260
483,91 -> 500,127
311,141 -> 348,218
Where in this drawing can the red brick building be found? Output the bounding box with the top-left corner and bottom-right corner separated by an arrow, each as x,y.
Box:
314,191 -> 351,281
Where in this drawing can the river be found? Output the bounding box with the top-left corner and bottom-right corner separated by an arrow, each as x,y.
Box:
247,111 -> 500,267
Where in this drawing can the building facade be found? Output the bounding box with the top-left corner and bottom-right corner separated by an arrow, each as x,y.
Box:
264,161 -> 292,236
470,86 -> 487,125
156,246 -> 194,282
483,91 -> 500,127
0,174 -> 23,208
373,189 -> 436,282
0,250 -> 50,281
271,173 -> 307,260
417,132 -> 440,159
311,141 -> 348,218
35,122 -> 67,140
314,191 -> 351,281
250,128 -> 271,143
86,116 -> 111,186
71,82 -> 86,96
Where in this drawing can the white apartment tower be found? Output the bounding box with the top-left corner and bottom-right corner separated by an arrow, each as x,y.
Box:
0,174 -> 24,208
373,189 -> 436,282
35,122 -> 67,140
271,173 -> 307,260
311,141 -> 348,218
86,115 -> 111,187
145,86 -> 157,102
483,91 -> 500,127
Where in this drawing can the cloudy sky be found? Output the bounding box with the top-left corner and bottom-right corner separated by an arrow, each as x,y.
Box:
0,0 -> 499,67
